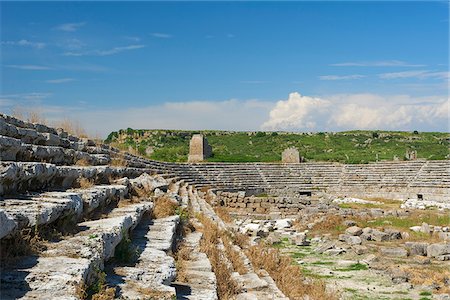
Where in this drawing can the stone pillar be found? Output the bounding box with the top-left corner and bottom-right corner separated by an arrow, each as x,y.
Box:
188,134 -> 212,163
405,150 -> 417,160
282,147 -> 300,163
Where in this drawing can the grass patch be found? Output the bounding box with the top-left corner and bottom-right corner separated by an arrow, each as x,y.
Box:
335,263 -> 368,272
360,211 -> 450,230
86,268 -> 116,300
311,261 -> 335,265
291,252 -> 307,259
114,230 -> 138,264
106,129 -> 450,163
419,291 -> 432,296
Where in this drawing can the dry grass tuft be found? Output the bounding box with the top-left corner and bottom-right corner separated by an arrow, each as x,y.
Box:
400,265 -> 450,288
75,158 -> 91,166
231,230 -> 250,249
215,206 -> 233,223
55,118 -> 88,138
110,155 -> 128,167
153,196 -> 178,218
77,177 -> 95,189
198,215 -> 240,299
175,243 -> 191,282
75,281 -> 87,299
12,107 -> 47,124
91,287 -> 115,300
221,233 -> 247,275
245,244 -> 338,300
0,229 -> 45,265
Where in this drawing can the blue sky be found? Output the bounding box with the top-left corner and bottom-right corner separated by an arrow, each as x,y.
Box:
1,1 -> 448,136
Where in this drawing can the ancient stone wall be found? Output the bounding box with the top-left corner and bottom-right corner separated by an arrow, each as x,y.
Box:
216,190 -> 312,217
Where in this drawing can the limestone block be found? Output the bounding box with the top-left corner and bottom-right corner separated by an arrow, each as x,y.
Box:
405,242 -> 429,256
0,136 -> 22,160
427,243 -> 450,258
345,226 -> 363,236
380,247 -> 408,258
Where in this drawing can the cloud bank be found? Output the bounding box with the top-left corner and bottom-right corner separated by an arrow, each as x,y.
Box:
3,92 -> 448,137
262,92 -> 449,132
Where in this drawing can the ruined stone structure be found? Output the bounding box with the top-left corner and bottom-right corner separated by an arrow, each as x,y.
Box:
406,149 -> 417,160
282,147 -> 300,163
1,113 -> 449,299
187,134 -> 212,163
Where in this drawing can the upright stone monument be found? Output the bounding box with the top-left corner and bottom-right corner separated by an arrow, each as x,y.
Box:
406,150 -> 417,160
188,134 -> 212,163
282,147 -> 300,163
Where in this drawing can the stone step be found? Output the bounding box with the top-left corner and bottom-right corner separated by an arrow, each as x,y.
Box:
0,162 -> 165,196
0,203 -> 151,299
108,215 -> 180,298
173,231 -> 218,300
0,176 -> 170,239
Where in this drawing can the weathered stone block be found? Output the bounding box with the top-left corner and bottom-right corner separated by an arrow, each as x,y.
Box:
188,134 -> 212,163
281,147 -> 300,163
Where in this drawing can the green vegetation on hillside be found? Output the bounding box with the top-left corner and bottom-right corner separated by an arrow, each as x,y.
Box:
105,129 -> 449,163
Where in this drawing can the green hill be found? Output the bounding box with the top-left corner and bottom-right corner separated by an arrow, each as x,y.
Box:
105,129 -> 450,163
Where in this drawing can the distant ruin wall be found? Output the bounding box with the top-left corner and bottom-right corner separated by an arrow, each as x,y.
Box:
216,191 -> 312,217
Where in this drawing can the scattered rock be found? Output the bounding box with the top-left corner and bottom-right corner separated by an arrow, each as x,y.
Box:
380,247 -> 408,258
315,242 -> 335,254
345,226 -> 363,236
371,229 -> 390,242
388,268 -> 409,284
294,233 -> 310,246
427,243 -> 450,258
405,242 -> 429,256
362,254 -> 378,265
343,220 -> 357,227
352,245 -> 369,255
324,248 -> 346,256
339,234 -> 362,245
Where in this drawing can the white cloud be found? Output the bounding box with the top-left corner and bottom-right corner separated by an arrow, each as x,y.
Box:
331,60 -> 425,67
2,39 -> 46,49
262,93 -> 331,130
379,70 -> 449,80
63,44 -> 145,56
7,64 -> 52,70
45,78 -> 76,84
151,33 -> 172,39
55,22 -> 86,32
319,74 -> 366,80
262,92 -> 448,132
3,92 -> 448,137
